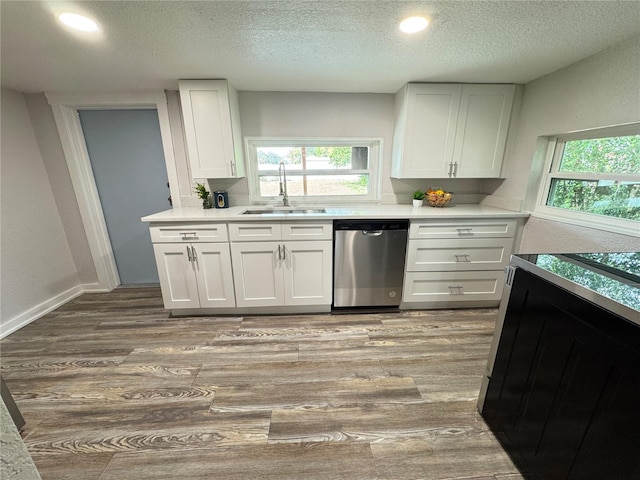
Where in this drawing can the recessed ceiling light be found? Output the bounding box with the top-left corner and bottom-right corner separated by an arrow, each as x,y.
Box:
399,16 -> 429,34
57,12 -> 100,32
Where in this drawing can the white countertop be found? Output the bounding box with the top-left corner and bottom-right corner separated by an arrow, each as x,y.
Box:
142,204 -> 529,222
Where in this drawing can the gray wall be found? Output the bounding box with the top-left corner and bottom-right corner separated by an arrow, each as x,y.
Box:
172,90 -> 486,207
25,93 -> 98,285
238,91 -> 486,205
0,88 -> 81,336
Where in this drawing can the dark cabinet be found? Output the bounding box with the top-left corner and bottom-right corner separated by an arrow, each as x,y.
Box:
482,268 -> 640,480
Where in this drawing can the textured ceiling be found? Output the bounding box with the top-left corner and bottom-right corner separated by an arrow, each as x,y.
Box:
2,1 -> 639,94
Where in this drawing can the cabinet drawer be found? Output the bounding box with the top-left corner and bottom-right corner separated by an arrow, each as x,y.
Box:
409,219 -> 516,239
403,270 -> 505,303
150,223 -> 228,243
281,222 -> 333,241
407,238 -> 513,271
229,222 -> 282,241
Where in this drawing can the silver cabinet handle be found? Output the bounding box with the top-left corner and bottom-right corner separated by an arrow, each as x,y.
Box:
282,244 -> 286,260
448,162 -> 454,177
186,245 -> 192,262
454,254 -> 470,262
191,246 -> 196,261
456,227 -> 473,235
230,161 -> 236,177
362,230 -> 383,236
448,285 -> 464,294
452,162 -> 458,177
277,244 -> 282,260
180,232 -> 197,238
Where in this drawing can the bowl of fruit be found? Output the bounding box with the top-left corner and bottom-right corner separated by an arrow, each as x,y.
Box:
426,188 -> 453,207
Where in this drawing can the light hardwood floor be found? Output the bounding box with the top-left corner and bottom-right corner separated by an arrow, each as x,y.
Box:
1,287 -> 525,480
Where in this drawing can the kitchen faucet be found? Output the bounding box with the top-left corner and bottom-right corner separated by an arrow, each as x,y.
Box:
278,161 -> 290,206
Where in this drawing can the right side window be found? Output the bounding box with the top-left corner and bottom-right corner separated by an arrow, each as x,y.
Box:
538,127 -> 640,232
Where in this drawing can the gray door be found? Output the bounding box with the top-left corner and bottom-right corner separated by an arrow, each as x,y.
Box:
79,109 -> 170,285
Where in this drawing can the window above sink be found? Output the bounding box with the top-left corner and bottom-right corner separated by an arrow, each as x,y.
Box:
245,137 -> 381,205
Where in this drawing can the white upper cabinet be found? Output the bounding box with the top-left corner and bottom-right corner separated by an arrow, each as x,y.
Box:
179,80 -> 245,179
392,84 -> 462,179
453,85 -> 515,178
391,83 -> 516,179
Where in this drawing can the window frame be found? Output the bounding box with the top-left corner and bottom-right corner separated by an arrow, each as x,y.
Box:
244,137 -> 382,205
533,123 -> 640,237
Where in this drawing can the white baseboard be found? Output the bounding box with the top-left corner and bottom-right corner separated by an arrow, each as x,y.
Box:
0,285 -> 86,339
80,282 -> 112,293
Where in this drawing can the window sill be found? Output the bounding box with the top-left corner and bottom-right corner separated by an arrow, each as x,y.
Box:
530,208 -> 640,238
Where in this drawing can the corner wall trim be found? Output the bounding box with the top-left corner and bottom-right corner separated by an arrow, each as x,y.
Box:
0,286 -> 84,339
80,283 -> 112,293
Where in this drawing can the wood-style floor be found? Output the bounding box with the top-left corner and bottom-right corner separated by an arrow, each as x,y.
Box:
1,287 -> 524,480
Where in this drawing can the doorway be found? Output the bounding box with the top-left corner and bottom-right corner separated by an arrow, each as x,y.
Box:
46,92 -> 179,292
78,109 -> 171,285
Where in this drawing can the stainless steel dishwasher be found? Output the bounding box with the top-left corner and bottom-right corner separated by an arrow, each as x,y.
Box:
333,219 -> 409,310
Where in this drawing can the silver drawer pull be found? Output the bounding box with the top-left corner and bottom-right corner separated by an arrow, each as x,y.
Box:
454,254 -> 470,262
456,228 -> 473,235
180,232 -> 198,238
186,245 -> 192,261
448,285 -> 464,294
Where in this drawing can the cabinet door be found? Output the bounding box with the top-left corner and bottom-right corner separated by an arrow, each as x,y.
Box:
230,242 -> 284,307
192,243 -> 236,308
392,84 -> 462,178
153,244 -> 200,309
179,80 -> 244,179
452,84 -> 515,178
282,241 -> 333,306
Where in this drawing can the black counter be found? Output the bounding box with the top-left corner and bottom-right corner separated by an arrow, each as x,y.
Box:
479,252 -> 640,480
511,252 -> 639,325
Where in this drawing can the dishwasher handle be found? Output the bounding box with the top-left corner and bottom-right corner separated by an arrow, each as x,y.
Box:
362,230 -> 383,236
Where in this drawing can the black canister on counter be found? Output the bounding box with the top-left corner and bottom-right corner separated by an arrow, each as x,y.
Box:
214,190 -> 229,208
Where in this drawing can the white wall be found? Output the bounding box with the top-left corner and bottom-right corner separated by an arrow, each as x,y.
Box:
489,36 -> 640,252
1,88 -> 82,337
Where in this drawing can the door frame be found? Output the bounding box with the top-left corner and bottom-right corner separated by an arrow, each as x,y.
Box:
46,93 -> 180,291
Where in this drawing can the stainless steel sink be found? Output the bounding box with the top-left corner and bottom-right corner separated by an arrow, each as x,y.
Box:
242,208 -> 327,215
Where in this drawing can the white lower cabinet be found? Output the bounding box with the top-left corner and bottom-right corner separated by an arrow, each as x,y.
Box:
229,242 -> 283,307
231,240 -> 332,307
229,221 -> 333,308
404,270 -> 506,303
153,242 -> 235,309
403,219 -> 517,307
283,241 -> 333,306
148,217 -> 520,313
